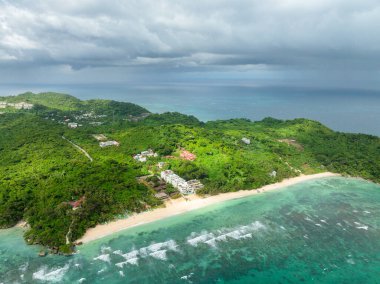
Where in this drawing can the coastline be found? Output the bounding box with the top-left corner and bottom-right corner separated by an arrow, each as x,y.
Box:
77,172 -> 340,244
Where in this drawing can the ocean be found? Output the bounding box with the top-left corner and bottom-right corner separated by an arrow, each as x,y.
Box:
1,177 -> 380,283
1,84 -> 380,136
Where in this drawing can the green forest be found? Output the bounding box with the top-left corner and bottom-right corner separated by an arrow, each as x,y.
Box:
0,92 -> 379,253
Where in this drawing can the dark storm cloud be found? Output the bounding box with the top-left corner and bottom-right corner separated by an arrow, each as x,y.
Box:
1,0 -> 380,87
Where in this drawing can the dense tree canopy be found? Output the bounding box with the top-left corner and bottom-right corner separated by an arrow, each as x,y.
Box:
0,92 -> 379,252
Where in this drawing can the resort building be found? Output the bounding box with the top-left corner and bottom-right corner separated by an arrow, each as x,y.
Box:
99,141 -> 120,147
68,122 -> 78,128
242,137 -> 251,144
0,101 -> 34,110
14,102 -> 34,110
89,122 -> 103,126
160,170 -> 204,195
93,134 -> 107,141
133,149 -> 158,162
187,179 -> 205,191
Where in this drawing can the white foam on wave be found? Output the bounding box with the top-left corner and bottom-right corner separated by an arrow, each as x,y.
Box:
180,272 -> 194,281
187,232 -> 215,247
353,221 -> 369,230
97,268 -> 106,274
19,262 -> 29,273
320,219 -> 328,224
250,221 -> 266,230
363,211 -> 371,214
188,221 -> 264,248
78,278 -> 86,283
304,217 -> 313,222
100,246 -> 112,253
204,238 -> 217,247
32,264 -> 70,283
315,223 -> 322,227
115,261 -> 127,268
94,253 -> 111,263
122,250 -> 139,260
149,249 -> 167,260
347,258 -> 355,265
356,226 -> 368,230
139,240 -> 178,256
119,270 -> 125,277
116,257 -> 139,268
113,239 -> 178,269
126,257 -> 139,265
113,250 -> 123,255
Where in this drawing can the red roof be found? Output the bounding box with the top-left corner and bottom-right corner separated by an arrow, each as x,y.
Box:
180,150 -> 196,161
68,196 -> 85,208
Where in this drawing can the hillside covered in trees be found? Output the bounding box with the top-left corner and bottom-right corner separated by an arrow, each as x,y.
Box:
0,92 -> 379,253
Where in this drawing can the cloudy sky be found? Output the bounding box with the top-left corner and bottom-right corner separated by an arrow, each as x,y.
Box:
1,0 -> 380,89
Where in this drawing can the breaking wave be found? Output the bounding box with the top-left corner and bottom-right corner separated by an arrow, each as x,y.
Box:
32,264 -> 70,283
187,221 -> 265,248
93,253 -> 111,263
114,239 -> 178,268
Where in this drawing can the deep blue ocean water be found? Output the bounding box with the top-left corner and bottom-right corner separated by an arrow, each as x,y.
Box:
1,177 -> 380,283
1,84 -> 379,136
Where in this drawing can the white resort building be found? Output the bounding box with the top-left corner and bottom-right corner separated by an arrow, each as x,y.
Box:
160,170 -> 204,195
68,122 -> 78,128
99,141 -> 120,147
0,102 -> 34,110
133,149 -> 158,162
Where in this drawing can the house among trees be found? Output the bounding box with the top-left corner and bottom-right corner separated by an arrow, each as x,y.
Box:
68,122 -> 78,128
180,149 -> 196,161
270,170 -> 277,178
68,196 -> 85,210
99,141 -> 120,147
242,137 -> 251,144
157,162 -> 166,169
133,149 -> 158,162
93,134 -> 107,141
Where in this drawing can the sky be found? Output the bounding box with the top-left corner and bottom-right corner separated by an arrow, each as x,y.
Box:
1,0 -> 380,89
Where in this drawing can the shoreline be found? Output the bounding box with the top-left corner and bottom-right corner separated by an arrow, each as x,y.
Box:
77,172 -> 340,244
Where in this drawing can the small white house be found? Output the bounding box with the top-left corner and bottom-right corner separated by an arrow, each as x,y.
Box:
157,162 -> 166,169
270,170 -> 277,178
133,149 -> 158,162
242,137 -> 251,145
68,122 -> 78,129
99,141 -> 120,147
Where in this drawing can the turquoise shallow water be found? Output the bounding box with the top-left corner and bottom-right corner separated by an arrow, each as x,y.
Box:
1,177 -> 380,283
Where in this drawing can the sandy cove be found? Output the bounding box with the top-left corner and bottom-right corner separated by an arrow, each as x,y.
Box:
77,172 -> 340,244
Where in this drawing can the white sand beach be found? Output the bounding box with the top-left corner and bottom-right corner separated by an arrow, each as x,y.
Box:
77,172 -> 339,244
